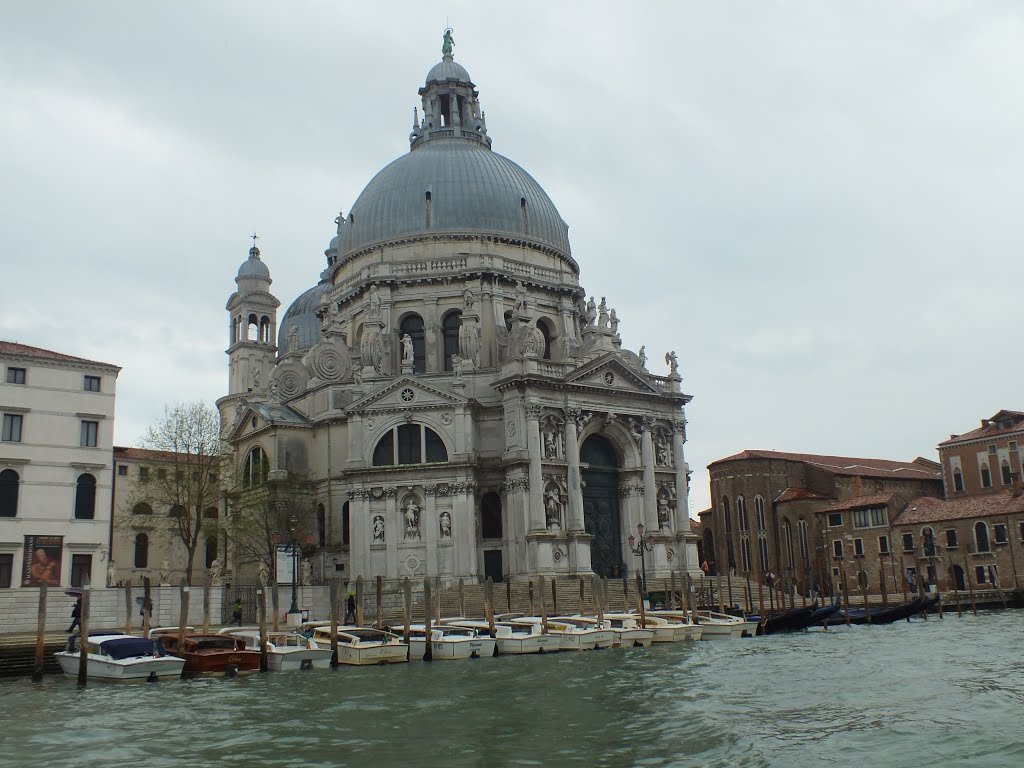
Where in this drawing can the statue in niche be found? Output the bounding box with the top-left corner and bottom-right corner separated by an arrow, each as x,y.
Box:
638,345 -> 647,369
353,367 -> 363,388
439,510 -> 452,539
401,334 -> 414,365
403,498 -> 421,540
372,515 -> 385,542
368,285 -> 382,320
665,350 -> 679,375
106,560 -> 117,587
251,367 -> 261,391
208,558 -> 223,586
655,436 -> 670,467
158,560 -> 170,586
598,297 -> 609,328
463,287 -> 476,310
585,297 -> 597,327
543,426 -> 558,459
609,309 -> 619,334
287,324 -> 300,352
451,353 -> 464,380
658,496 -> 672,530
544,486 -> 562,529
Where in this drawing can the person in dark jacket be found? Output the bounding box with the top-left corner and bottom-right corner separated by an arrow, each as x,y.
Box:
67,596 -> 82,633
344,594 -> 356,624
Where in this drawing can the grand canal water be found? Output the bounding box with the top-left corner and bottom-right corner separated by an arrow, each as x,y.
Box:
1,610 -> 1021,768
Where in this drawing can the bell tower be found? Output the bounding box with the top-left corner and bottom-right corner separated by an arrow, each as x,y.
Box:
226,239 -> 280,396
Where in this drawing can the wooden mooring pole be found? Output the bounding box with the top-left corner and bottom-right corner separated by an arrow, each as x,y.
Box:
458,578 -> 465,617
669,571 -> 678,611
355,576 -> 364,627
636,572 -> 646,626
623,575 -> 631,613
879,554 -> 889,608
202,576 -> 211,634
963,555 -> 977,615
141,577 -> 152,639
578,577 -> 586,616
506,579 -> 513,614
538,575 -> 549,635
32,583 -> 47,682
402,578 -> 412,645
376,576 -> 383,629
840,566 -> 851,627
257,588 -> 268,672
435,577 -> 442,624
899,556 -> 908,603
592,574 -> 604,625
77,581 -> 90,687
484,577 -> 496,637
124,583 -> 133,634
422,578 -> 433,661
528,580 -> 535,616
329,580 -> 340,667
948,557 -> 962,618
177,579 -> 190,653
551,578 -> 558,615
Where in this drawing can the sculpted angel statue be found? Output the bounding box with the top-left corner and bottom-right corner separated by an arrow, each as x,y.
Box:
665,350 -> 679,375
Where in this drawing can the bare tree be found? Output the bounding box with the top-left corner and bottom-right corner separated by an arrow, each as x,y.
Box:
139,401 -> 222,585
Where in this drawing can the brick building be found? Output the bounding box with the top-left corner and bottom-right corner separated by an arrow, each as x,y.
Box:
700,450 -> 943,595
938,410 -> 1024,497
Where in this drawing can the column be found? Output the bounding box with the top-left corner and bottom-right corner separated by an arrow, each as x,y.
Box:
640,417 -> 659,532
672,420 -> 689,535
526,403 -> 546,532
424,488 -> 437,578
564,409 -> 585,532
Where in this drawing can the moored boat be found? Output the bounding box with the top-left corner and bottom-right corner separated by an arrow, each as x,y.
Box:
153,630 -> 261,676
692,611 -> 756,639
55,633 -> 185,682
218,628 -> 333,670
643,612 -> 704,641
406,624 -> 496,660
574,614 -> 650,648
306,625 -> 409,665
443,618 -> 556,655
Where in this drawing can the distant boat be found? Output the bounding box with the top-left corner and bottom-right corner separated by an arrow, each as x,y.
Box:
305,624 -> 409,665
757,604 -> 820,635
442,618 -> 559,655
153,629 -> 261,677
645,611 -> 704,641
836,595 -> 939,625
406,624 -> 496,660
55,633 -> 185,682
218,627 -> 333,671
692,611 -> 757,639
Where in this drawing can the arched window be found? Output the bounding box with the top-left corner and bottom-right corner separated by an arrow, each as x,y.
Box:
536,318 -> 554,360
782,519 -> 794,567
975,521 -> 991,553
980,463 -> 992,488
247,313 -> 259,341
442,311 -> 462,371
243,447 -> 269,487
721,496 -> 732,531
203,507 -> 218,520
754,495 -> 766,531
1002,460 -> 1012,485
168,504 -> 184,517
736,496 -> 748,533
953,467 -> 964,492
0,469 -> 19,517
758,536 -> 770,572
922,527 -> 936,557
797,519 -> 809,562
341,501 -> 351,547
481,492 -> 503,539
317,503 -> 326,546
372,424 -> 448,466
740,538 -> 752,573
134,533 -> 149,568
132,502 -> 153,516
205,534 -> 218,568
74,473 -> 96,519
259,315 -> 270,343
399,314 -> 426,373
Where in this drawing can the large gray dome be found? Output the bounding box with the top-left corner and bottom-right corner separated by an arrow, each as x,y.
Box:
339,139 -> 571,258
278,283 -> 326,351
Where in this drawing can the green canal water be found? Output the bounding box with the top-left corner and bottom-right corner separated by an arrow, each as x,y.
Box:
0,610 -> 1021,768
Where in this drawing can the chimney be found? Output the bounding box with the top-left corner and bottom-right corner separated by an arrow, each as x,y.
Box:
1012,471 -> 1023,497
851,476 -> 863,497
981,419 -> 990,429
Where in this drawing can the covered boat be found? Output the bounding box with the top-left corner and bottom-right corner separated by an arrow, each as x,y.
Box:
154,631 -> 261,676
55,633 -> 185,682
306,625 -> 409,665
218,628 -> 333,671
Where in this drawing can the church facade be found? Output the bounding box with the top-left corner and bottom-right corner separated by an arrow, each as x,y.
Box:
217,41 -> 697,585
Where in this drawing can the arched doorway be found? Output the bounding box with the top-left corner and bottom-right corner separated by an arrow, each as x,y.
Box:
581,435 -> 621,578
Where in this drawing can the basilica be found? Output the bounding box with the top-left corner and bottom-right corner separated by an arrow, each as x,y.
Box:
217,38 -> 698,585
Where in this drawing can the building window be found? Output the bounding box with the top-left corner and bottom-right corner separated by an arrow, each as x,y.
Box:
1019,521 -> 1024,542
0,469 -> 19,517
341,501 -> 351,547
758,536 -> 769,571
316,503 -> 326,547
736,496 -> 747,533
139,466 -> 149,480
721,496 -> 732,531
372,425 -> 448,466
70,555 -> 92,587
5,367 -> 26,384
754,496 -> 766,531
74,474 -> 97,519
974,522 -> 990,553
80,420 -> 99,448
902,532 -> 914,552
157,468 -> 167,480
853,538 -> 864,556
168,504 -> 184,518
0,553 -> 12,588
399,314 -> 426,373
83,375 -> 101,392
117,465 -> 127,476
828,512 -> 843,528
536,318 -> 554,360
2,414 -> 22,443
134,533 -> 149,568
945,529 -> 958,549
442,311 -> 462,371
132,502 -> 153,515
853,509 -> 871,528
481,493 -> 502,540
740,538 -> 752,572
980,464 -> 992,488
243,446 -> 269,487
870,507 -> 888,527
203,507 -> 218,520
988,444 -> 997,455
832,540 -> 843,559
878,535 -> 890,554
1001,461 -> 1012,485
994,523 -> 1007,544
782,520 -> 794,567
952,467 -> 964,492
205,534 -> 218,568
797,519 -> 809,562
975,565 -> 987,585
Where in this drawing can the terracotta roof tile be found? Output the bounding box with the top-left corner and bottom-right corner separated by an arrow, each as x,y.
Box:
0,340 -> 119,369
709,449 -> 941,481
775,487 -> 832,503
938,410 -> 1024,446
113,446 -> 183,463
689,518 -> 702,534
893,491 -> 1024,525
819,492 -> 901,513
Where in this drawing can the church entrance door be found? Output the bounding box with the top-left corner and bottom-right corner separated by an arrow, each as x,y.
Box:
581,435 -> 622,579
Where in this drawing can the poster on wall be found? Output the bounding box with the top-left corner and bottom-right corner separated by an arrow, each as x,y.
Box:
22,535 -> 63,586
276,544 -> 297,585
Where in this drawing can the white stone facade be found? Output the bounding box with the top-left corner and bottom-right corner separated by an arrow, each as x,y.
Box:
217,46 -> 699,585
0,342 -> 120,589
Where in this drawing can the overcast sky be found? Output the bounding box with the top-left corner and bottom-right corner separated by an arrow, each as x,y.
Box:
3,1 -> 1022,516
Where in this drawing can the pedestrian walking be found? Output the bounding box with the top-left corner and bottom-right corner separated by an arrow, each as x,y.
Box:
344,593 -> 356,624
67,595 -> 82,633
231,597 -> 243,625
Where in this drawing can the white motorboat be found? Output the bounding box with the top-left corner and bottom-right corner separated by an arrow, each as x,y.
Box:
693,611 -> 757,639
219,628 -> 333,671
596,614 -> 655,648
643,612 -> 704,641
407,624 -> 496,660
306,624 -> 409,665
549,616 -> 619,649
443,618 -> 556,655
511,616 -> 612,651
55,633 -> 185,682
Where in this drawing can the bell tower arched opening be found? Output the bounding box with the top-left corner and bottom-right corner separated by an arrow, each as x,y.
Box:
581,434 -> 622,579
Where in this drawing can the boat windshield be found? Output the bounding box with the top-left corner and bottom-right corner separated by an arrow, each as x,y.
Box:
194,637 -> 240,651
100,638 -> 159,659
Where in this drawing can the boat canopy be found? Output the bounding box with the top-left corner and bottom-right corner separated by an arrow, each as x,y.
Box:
100,637 -> 159,660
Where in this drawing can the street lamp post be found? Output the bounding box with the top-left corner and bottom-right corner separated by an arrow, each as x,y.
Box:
627,523 -> 655,601
287,513 -> 300,618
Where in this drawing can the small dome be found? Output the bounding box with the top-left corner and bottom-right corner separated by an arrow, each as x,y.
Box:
237,246 -> 270,281
426,57 -> 471,84
279,283 -> 326,351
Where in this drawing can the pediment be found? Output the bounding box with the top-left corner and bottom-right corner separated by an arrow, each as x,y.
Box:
563,353 -> 661,394
225,400 -> 308,441
348,377 -> 469,414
